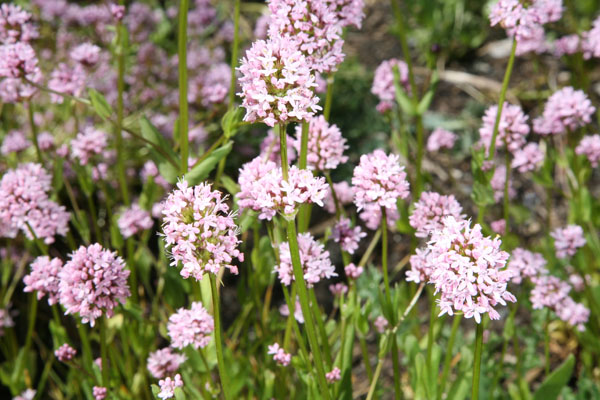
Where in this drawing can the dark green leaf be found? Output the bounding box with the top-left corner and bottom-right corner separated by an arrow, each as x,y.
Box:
88,89 -> 113,120
533,354 -> 575,400
184,141 -> 233,185
221,108 -> 245,138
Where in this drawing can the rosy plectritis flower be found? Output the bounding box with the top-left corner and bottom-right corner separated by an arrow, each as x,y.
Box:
55,343 -> 77,362
293,115 -> 348,171
551,225 -> 586,258
118,203 -> 153,238
147,348 -> 187,379
507,248 -> 548,284
167,302 -> 214,349
276,232 -> 336,287
533,87 -> 595,135
427,128 -> 457,152
158,374 -> 183,399
331,217 -> 366,254
23,256 -> 63,305
268,343 -> 292,366
409,191 -> 464,238
371,59 -> 410,113
479,103 -> 529,154
575,135 -> 600,167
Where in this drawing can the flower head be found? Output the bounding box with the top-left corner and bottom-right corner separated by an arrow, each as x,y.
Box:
268,343 -> 292,366
551,225 -> 586,258
374,316 -> 388,333
93,386 -> 107,400
533,87 -> 595,135
23,256 -> 63,305
118,203 -> 153,238
168,302 -> 214,349
331,217 -> 366,254
507,248 -> 547,284
0,42 -> 39,78
162,181 -> 243,280
531,274 -> 588,331
1,130 -> 30,155
55,343 -> 77,362
276,232 -> 336,287
406,248 -> 433,284
409,191 -> 464,238
71,126 -> 107,165
147,348 -> 187,379
511,142 -> 544,172
327,0 -> 365,28
293,115 -> 348,171
479,103 -> 529,154
70,43 -> 101,67
427,128 -> 457,152
59,244 -> 130,326
372,59 -> 409,113
345,263 -> 363,279
48,63 -> 86,104
553,34 -> 580,57
326,367 -> 341,383
158,374 -> 183,400
0,4 -> 38,44
490,219 -> 506,235
13,389 -> 36,400
582,15 -> 600,59
575,134 -> 600,167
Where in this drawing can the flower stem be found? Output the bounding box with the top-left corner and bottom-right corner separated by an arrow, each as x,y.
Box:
178,0 -> 189,174
366,355 -> 385,400
471,322 -> 484,400
209,274 -> 232,400
309,288 -> 332,368
323,74 -> 334,121
438,314 -> 461,400
100,317 -> 109,386
27,101 -> 42,163
503,144 -> 511,234
426,291 -> 436,372
544,308 -> 551,375
298,121 -> 311,232
115,20 -> 130,205
228,0 -> 240,109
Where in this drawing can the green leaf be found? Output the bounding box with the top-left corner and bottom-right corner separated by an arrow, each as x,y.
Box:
471,181 -> 494,207
151,384 -> 160,398
174,387 -> 186,400
88,89 -> 113,120
220,174 -> 240,195
110,219 -> 124,250
184,141 -> 233,185
139,116 -> 178,162
533,354 -> 575,400
221,108 -> 245,138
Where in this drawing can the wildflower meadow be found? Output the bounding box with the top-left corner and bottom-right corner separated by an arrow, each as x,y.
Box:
2,0 -> 600,399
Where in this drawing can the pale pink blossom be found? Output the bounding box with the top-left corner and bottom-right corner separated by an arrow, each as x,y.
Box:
48,63 -> 86,103
329,283 -> 348,296
331,217 -> 366,254
326,367 -> 341,383
1,130 -> 30,155
372,59 -> 410,113
0,4 -> 38,44
479,103 -> 529,154
511,142 -> 544,172
575,135 -> 600,167
259,129 -> 296,164
23,256 -> 63,305
507,248 -> 547,284
491,165 -> 516,202
490,219 -> 506,234
427,128 -> 457,152
118,203 -> 153,238
168,302 -> 214,350
71,126 -> 108,165
553,34 -> 580,57
93,386 -> 107,400
345,263 -> 363,279
406,248 -> 433,284
323,181 -> 354,214
70,43 -> 101,67
147,348 -> 187,379
374,316 -> 388,333
327,0 -> 365,28
293,115 -> 348,171
582,15 -> 600,59
551,225 -> 586,258
13,389 -> 36,400
55,343 -> 77,362
268,343 -> 292,366
409,191 -> 464,238
158,374 -> 183,400
276,232 -> 336,287
533,87 -> 595,135
279,297 -> 304,324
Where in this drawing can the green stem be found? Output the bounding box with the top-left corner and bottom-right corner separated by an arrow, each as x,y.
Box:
100,317 -> 109,386
366,356 -> 385,400
228,0 -> 240,109
426,291 -> 436,372
309,288 -> 332,368
16,294 -> 38,379
438,315 -> 461,400
297,121 -> 310,233
323,74 -> 334,121
77,323 -> 93,371
471,323 -> 484,400
415,116 -> 424,197
115,21 -> 130,205
86,194 -> 102,245
503,145 -> 510,234
27,101 -> 42,163
209,274 -> 232,400
359,334 -> 373,380
544,309 -> 550,376
178,0 -> 189,174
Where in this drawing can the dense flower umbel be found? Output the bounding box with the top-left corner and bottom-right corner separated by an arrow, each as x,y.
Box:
491,165 -> 516,202
167,302 -> 214,349
582,15 -> 600,59
326,367 -> 341,383
276,232 -> 336,287
424,217 -> 515,323
70,42 -> 101,67
479,103 -> 529,154
409,191 -> 464,238
327,0 -> 365,28
533,87 -> 595,135
23,256 -> 63,305
331,217 -> 365,254
1,130 -> 30,155
71,126 -> 108,165
92,386 -> 107,400
551,225 -> 586,258
293,115 -> 348,171
531,275 -> 589,331
0,4 -> 38,44
489,0 -> 562,43
0,163 -> 70,244
118,203 -> 153,238
576,135 -> 600,167
511,142 -> 544,172
237,36 -> 320,127
162,181 -> 243,280
158,374 -> 183,400
267,0 -> 345,73
352,149 -> 410,228
237,157 -> 328,220
406,248 -> 433,284
427,128 -> 457,152
554,34 -> 580,57
55,343 -> 77,362
371,59 -> 410,113
345,263 -> 363,279
147,348 -> 187,379
268,343 -> 292,366
48,63 -> 86,104
507,248 -> 548,284
0,42 -> 39,78
59,244 -> 130,326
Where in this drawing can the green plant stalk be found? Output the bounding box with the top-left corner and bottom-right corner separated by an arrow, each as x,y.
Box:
15,294 -> 38,381
27,101 -> 43,163
86,194 -> 102,245
359,334 -> 373,380
309,288 -> 333,368
297,121 -> 310,232
323,74 -> 334,121
100,318 -> 109,386
77,323 -> 93,371
544,309 -> 550,376
438,314 -> 461,400
210,274 -> 232,400
471,322 -> 484,400
426,291 -> 436,373
115,21 -> 130,205
415,116 -> 424,197
503,145 -> 510,234
281,284 -> 309,360
228,0 -> 240,109
178,0 -> 189,174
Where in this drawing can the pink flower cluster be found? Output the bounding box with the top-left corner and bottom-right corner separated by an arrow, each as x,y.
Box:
575,135 -> 600,167
23,256 -> 63,305
479,103 -> 529,154
237,157 -> 328,220
371,59 -> 410,113
118,203 -> 153,238
268,342 -> 292,366
507,248 -> 548,284
70,43 -> 101,67
267,0 -> 344,73
423,217 -> 515,323
329,283 -> 348,296
293,115 -> 348,171
533,87 -> 595,135
147,348 -> 186,379
167,302 -> 214,349
158,374 -> 183,399
551,225 -> 586,258
276,232 -> 336,287
489,0 -> 562,43
511,142 -> 544,173
237,36 -> 320,127
490,165 -> 516,202
582,15 -> 600,59
553,34 -> 580,57
1,130 -> 30,155
279,297 -> 304,324
406,248 -> 432,284
71,126 -> 108,165
0,42 -> 38,78
162,181 -> 243,280
374,316 -> 388,333
326,367 -> 341,383
531,275 -> 589,331
13,389 -> 36,400
0,163 -> 70,244
260,129 -> 297,164
409,191 -> 464,238
345,263 -> 363,280
427,128 -> 457,152
55,343 -> 77,362
352,150 -> 410,229
331,217 -> 366,254
323,181 -> 354,214
0,4 -> 38,44
328,0 -> 365,28
59,243 -> 130,326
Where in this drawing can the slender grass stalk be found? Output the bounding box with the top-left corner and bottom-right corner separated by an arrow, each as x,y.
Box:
228,0 -> 240,110
209,274 -> 232,400
85,193 -> 102,245
298,121 -> 310,232
471,323 -> 484,400
438,314 -> 462,400
359,334 -> 373,380
366,355 -> 385,400
309,288 -> 332,368
503,142 -> 511,234
27,101 -> 42,163
323,74 -> 334,121
115,20 -> 130,205
426,291 -> 436,372
178,0 -> 189,174
100,317 -> 109,386
77,323 -> 93,371
544,309 -> 551,375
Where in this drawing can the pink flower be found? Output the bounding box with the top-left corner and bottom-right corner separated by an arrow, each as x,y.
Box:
254,13 -> 270,39
237,36 -> 320,127
530,275 -> 588,330
344,263 -> 363,279
0,42 -> 39,78
511,142 -> 544,172
326,367 -> 341,383
329,283 -> 348,296
479,103 -> 529,154
293,115 -> 348,171
37,132 -> 55,151
162,181 -> 243,280
276,232 -> 336,287
490,165 -> 516,202
141,161 -> 170,189
425,217 -> 515,323
279,297 -> 304,324
489,0 -> 560,43
406,248 -> 432,284
551,225 -> 586,258
147,348 -> 187,379
23,256 -> 63,305
92,386 -> 107,400
167,302 -> 214,350
374,316 -> 388,333
331,217 -> 366,254
70,43 -> 101,67
158,374 -> 183,400
59,244 -> 130,326
0,4 -> 38,44
267,343 -> 292,366
553,34 -> 580,57
515,24 -> 548,56
409,191 -> 464,238
575,134 -> 600,167
237,157 -> 329,220
533,87 -> 595,135
55,343 -> 77,362
507,248 -> 547,284
359,202 -> 400,230
0,306 -> 14,336
13,389 -> 36,400
1,130 -> 30,155
48,63 -> 86,103
118,203 -> 153,238
427,128 -> 457,152
353,149 -> 410,228
267,0 -> 345,73
323,181 -> 354,214
582,15 -> 600,59
110,4 -> 125,21
259,129 -> 297,165
372,59 -> 410,113
327,0 -> 365,29
555,297 -> 589,331
490,219 -> 506,234
71,126 -> 108,165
